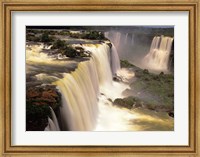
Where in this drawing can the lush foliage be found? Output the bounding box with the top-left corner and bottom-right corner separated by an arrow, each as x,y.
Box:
51,39 -> 90,58
51,39 -> 65,49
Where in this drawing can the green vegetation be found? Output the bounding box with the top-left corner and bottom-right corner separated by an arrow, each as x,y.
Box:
51,39 -> 65,49
69,31 -> 107,40
41,32 -> 54,42
83,31 -> 106,40
26,34 -> 41,42
51,39 -> 78,57
58,30 -> 70,36
118,60 -> 174,116
51,39 -> 90,58
61,46 -> 78,58
131,69 -> 174,107
120,60 -> 141,71
26,32 -> 54,43
114,96 -> 142,109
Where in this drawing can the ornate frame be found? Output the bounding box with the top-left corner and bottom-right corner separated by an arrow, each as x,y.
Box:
0,0 -> 199,156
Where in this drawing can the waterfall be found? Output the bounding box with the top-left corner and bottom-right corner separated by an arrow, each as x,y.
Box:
44,117 -> 59,131
115,32 -> 121,48
104,33 -> 121,75
124,33 -> 128,45
44,107 -> 60,131
49,107 -> 60,131
105,32 -> 121,49
111,44 -> 121,75
131,34 -> 134,45
143,35 -> 174,71
53,43 -> 114,131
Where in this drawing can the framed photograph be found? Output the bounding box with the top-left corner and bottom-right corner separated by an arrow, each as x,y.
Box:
0,0 -> 199,156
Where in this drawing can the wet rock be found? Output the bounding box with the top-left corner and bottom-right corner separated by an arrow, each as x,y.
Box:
106,42 -> 112,48
107,98 -> 112,103
113,75 -> 122,82
168,111 -> 174,118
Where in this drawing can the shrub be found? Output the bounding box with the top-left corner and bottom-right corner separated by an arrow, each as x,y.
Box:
51,39 -> 65,49
26,34 -> 40,42
41,32 -> 53,42
61,45 -> 78,58
69,31 -> 106,40
83,31 -> 106,40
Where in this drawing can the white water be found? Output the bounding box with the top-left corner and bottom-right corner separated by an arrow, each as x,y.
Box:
44,107 -> 60,131
111,44 -> 121,75
95,95 -> 137,131
44,117 -> 58,131
26,43 -> 53,63
124,33 -> 128,45
105,32 -> 122,49
104,33 -> 121,75
49,107 -> 60,131
143,36 -> 174,71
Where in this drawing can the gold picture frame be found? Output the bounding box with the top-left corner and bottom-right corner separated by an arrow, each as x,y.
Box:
0,0 -> 199,156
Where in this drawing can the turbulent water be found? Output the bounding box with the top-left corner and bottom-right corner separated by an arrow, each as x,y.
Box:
143,36 -> 174,71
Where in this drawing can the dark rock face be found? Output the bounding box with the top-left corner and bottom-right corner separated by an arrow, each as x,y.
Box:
26,85 -> 61,131
113,75 -> 122,82
106,42 -> 112,48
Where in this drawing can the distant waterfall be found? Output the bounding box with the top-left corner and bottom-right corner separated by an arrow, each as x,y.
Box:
104,33 -> 121,75
105,32 -> 121,49
111,44 -> 121,75
124,33 -> 128,45
131,34 -> 134,45
53,43 -> 115,131
143,36 -> 174,71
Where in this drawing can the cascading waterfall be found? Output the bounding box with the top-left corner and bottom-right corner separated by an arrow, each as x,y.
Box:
105,32 -> 121,49
131,34 -> 134,45
52,43 -> 119,131
44,107 -> 60,131
111,44 -> 121,75
115,32 -> 121,48
124,33 -> 128,45
143,35 -> 174,71
54,60 -> 100,131
44,117 -> 57,131
104,33 -> 121,75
